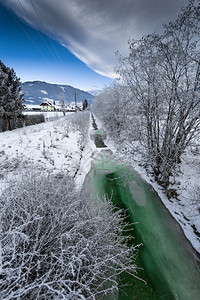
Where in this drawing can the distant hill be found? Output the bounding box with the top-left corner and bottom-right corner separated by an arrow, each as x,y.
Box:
21,81 -> 94,105
89,89 -> 102,96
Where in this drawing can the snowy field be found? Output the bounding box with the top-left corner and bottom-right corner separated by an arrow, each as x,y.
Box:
1,112 -> 199,255
0,112 -> 92,195
23,111 -> 67,122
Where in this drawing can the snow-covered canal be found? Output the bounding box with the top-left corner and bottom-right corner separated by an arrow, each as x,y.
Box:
86,151 -> 200,299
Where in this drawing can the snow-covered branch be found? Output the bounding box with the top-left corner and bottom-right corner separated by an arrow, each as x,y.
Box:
0,173 -> 138,299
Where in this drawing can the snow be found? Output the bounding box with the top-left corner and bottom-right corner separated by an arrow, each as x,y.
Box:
1,112 -> 199,255
0,113 -> 91,196
25,104 -> 41,110
1,112 -> 140,299
59,86 -> 65,92
23,111 -> 65,121
75,115 -> 96,188
40,90 -> 48,95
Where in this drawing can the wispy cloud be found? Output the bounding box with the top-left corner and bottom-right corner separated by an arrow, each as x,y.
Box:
2,0 -> 188,78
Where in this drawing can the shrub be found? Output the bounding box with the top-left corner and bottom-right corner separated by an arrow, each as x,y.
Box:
16,114 -> 45,128
0,173 -> 137,299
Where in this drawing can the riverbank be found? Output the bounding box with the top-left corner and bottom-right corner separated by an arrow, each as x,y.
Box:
92,115 -> 200,255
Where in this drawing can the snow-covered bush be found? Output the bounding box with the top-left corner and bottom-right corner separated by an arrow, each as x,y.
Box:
68,111 -> 90,149
16,114 -> 45,128
0,173 -> 137,299
185,184 -> 200,218
93,85 -> 130,143
68,111 -> 90,135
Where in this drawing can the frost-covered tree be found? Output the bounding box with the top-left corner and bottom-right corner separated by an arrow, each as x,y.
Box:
92,83 -> 143,156
116,0 -> 200,186
0,60 -> 24,130
0,173 -> 138,299
93,84 -> 134,142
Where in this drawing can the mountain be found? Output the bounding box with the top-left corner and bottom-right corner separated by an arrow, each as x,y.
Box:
89,89 -> 102,96
21,81 -> 94,106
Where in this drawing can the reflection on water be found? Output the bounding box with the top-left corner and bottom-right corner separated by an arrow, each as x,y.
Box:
129,180 -> 147,206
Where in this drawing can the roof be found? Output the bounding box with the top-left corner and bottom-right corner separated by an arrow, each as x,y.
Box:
25,104 -> 41,109
40,102 -> 54,106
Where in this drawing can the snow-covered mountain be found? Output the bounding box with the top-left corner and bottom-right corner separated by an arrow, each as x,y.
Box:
89,89 -> 102,96
21,81 -> 94,105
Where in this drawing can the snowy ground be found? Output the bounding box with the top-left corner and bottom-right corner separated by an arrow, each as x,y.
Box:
23,111 -> 66,122
0,112 -> 92,196
1,112 -> 199,254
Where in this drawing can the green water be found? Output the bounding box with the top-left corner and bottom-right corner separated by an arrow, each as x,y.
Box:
90,129 -> 107,148
87,153 -> 200,300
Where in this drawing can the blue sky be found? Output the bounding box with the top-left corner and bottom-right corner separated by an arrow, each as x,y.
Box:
0,0 -> 188,91
0,3 -> 113,91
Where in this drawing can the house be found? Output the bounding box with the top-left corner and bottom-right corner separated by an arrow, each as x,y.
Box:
40,103 -> 55,112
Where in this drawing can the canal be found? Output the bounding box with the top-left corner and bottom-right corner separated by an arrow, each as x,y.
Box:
85,124 -> 200,299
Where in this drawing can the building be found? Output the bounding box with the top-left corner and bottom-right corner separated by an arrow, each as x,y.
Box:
40,103 -> 55,112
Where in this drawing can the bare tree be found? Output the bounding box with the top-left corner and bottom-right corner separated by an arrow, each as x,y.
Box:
116,0 -> 200,186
